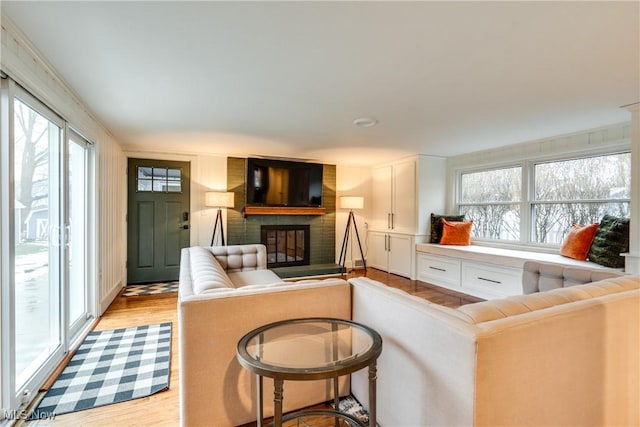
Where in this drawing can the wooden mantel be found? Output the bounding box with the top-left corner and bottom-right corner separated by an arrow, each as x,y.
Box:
243,206 -> 327,216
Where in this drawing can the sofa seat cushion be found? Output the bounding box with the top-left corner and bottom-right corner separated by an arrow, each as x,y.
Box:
189,247 -> 235,293
228,269 -> 283,287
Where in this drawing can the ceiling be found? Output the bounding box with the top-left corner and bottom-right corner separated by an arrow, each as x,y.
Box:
2,1 -> 639,166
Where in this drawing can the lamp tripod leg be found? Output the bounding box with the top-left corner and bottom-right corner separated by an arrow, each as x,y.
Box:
351,213 -> 367,274
211,208 -> 223,246
339,212 -> 353,273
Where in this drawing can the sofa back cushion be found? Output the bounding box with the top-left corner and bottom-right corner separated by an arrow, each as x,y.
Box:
457,275 -> 639,324
210,244 -> 267,272
522,260 -> 623,294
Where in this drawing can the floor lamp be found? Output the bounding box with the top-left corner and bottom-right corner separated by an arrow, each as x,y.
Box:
205,191 -> 234,246
338,196 -> 367,274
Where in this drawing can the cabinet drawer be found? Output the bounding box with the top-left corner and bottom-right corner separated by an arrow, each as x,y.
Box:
461,262 -> 522,299
417,254 -> 461,288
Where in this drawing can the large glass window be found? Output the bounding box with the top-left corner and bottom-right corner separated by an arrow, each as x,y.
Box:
2,79 -> 95,414
13,96 -> 63,390
456,152 -> 631,246
459,166 -> 522,241
532,153 -> 631,244
67,132 -> 91,334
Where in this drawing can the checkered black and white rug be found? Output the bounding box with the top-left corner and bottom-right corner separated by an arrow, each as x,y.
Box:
121,282 -> 179,297
28,323 -> 171,418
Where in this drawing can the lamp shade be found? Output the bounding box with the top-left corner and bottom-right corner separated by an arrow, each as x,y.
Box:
340,196 -> 364,210
205,191 -> 234,208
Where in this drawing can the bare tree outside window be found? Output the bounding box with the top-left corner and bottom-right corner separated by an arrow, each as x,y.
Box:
14,98 -> 50,244
533,153 -> 630,244
457,153 -> 630,245
459,166 -> 521,240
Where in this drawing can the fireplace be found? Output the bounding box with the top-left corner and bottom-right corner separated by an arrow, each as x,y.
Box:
261,225 -> 310,268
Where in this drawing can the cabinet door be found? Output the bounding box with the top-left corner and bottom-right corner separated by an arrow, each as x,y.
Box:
387,233 -> 413,278
372,165 -> 392,230
367,231 -> 389,270
391,159 -> 416,233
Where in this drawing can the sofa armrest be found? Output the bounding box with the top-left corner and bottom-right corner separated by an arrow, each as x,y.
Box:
210,244 -> 268,272
178,279 -> 351,427
349,277 -> 479,426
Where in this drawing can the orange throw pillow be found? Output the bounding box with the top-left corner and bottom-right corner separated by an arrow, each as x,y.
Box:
560,223 -> 599,261
440,219 -> 473,245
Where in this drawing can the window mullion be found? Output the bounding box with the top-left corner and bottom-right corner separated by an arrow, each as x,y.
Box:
521,161 -> 532,244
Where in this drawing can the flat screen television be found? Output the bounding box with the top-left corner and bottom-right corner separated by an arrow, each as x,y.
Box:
246,158 -> 323,207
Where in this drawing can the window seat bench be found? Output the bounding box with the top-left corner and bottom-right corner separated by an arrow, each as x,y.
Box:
415,243 -> 622,299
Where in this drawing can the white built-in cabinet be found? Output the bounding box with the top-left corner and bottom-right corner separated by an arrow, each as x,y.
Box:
368,155 -> 446,278
417,252 -> 523,299
368,231 -> 414,277
371,159 -> 416,233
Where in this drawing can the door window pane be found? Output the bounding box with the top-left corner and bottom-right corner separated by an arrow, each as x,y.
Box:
137,166 -> 152,191
152,178 -> 167,192
137,166 -> 182,192
167,169 -> 182,192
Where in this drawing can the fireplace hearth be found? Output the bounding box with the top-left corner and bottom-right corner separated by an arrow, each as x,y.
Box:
261,225 -> 310,268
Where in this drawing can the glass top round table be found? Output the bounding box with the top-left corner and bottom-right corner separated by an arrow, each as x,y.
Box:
237,318 -> 382,427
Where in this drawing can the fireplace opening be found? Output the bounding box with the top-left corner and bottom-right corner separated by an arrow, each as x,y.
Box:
261,225 -> 310,268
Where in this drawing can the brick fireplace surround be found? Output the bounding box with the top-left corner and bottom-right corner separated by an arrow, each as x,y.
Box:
225,157 -> 337,267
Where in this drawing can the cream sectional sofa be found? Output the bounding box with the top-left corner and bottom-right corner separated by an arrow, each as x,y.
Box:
178,244 -> 351,427
349,274 -> 640,426
179,246 -> 639,426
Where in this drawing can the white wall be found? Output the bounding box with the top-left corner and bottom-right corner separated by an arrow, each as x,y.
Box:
192,155 -> 229,246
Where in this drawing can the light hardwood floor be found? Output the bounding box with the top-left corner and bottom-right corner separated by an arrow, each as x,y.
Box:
25,269 -> 480,427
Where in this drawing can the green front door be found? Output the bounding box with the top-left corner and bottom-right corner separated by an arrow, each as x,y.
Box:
127,158 -> 190,284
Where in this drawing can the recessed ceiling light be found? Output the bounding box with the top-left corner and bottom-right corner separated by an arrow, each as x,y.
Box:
353,117 -> 378,128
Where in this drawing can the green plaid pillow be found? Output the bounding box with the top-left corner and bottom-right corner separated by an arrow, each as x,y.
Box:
587,215 -> 630,268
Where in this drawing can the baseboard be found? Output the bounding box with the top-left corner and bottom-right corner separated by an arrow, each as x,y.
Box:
100,280 -> 123,315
